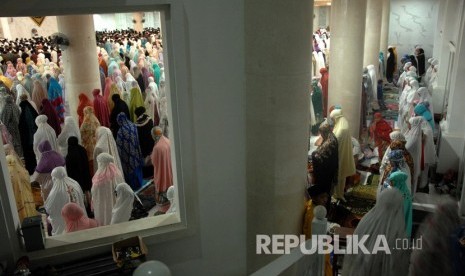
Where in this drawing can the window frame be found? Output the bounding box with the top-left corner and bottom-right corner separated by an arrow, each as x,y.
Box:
0,0 -> 199,262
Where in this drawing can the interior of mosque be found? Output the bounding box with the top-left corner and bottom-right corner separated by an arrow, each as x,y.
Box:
0,0 -> 465,275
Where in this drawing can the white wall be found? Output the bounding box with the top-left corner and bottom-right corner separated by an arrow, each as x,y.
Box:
388,0 -> 439,64
0,0 -> 246,275
2,16 -> 58,39
93,12 -> 162,31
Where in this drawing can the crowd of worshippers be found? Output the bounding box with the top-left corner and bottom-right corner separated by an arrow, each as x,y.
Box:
0,27 -> 176,236
304,47 -> 463,275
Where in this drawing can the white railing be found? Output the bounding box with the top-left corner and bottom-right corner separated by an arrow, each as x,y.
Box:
251,206 -> 327,276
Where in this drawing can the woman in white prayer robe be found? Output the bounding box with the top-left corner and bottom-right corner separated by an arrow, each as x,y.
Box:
343,189 -> 409,276
110,183 -> 134,225
405,116 -> 436,193
45,166 -> 87,236
92,153 -> 124,226
93,126 -> 124,174
16,84 -> 38,112
57,116 -> 81,157
33,114 -> 58,162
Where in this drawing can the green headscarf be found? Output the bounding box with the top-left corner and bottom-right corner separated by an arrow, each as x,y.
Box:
389,171 -> 412,238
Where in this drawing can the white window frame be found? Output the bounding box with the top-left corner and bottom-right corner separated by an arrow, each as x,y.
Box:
0,0 -> 198,263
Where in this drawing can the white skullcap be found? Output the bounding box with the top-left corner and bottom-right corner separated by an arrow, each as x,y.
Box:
167,186 -> 175,200
431,59 -> 439,66
389,130 -> 405,141
329,109 -> 343,119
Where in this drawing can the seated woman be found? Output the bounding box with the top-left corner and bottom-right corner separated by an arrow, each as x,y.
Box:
369,112 -> 392,160
343,189 -> 409,276
61,202 -> 98,233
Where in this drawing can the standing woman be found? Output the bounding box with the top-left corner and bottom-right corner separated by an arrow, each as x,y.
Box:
1,95 -> 23,157
389,171 -> 413,238
94,126 -> 123,174
47,77 -> 65,122
57,116 -> 81,157
6,155 -> 37,222
80,106 -> 101,175
386,47 -> 396,83
116,113 -> 144,190
110,183 -> 135,225
66,136 -> 93,210
33,114 -> 58,163
92,89 -> 111,127
18,95 -> 39,174
31,80 -> 48,111
31,140 -> 66,203
77,93 -> 93,127
40,99 -> 61,136
330,109 -> 355,201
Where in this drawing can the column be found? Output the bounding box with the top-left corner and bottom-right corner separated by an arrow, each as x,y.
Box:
57,15 -> 101,120
133,12 -> 144,33
363,0 -> 383,76
379,0 -> 390,64
245,0 -> 313,273
328,0 -> 367,138
0,17 -> 12,40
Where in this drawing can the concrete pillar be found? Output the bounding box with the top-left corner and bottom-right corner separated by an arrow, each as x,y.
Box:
57,15 -> 101,120
245,0 -> 313,273
379,0 -> 390,66
363,0 -> 382,76
0,17 -> 12,40
133,12 -> 144,33
328,0 -> 367,138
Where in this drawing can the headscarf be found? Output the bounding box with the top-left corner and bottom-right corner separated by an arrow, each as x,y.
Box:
103,77 -> 113,103
414,102 -> 434,130
80,106 -> 101,168
92,89 -> 111,127
389,171 -> 413,238
116,112 -> 144,190
77,93 -> 93,126
16,84 -> 37,112
45,166 -> 87,236
330,109 -> 355,179
129,87 -> 145,122
110,94 -> 130,137
110,183 -> 135,225
1,95 -> 23,157
57,116 -> 81,157
66,136 -> 92,192
343,189 -> 409,276
40,99 -> 61,136
410,199 -> 461,276
35,140 -> 66,174
0,120 -> 13,146
107,83 -> 121,112
47,77 -> 64,122
31,80 -> 48,110
6,155 -> 37,222
61,202 -> 98,233
94,126 -> 123,174
135,107 -> 155,157
92,153 -> 124,226
144,85 -> 160,126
